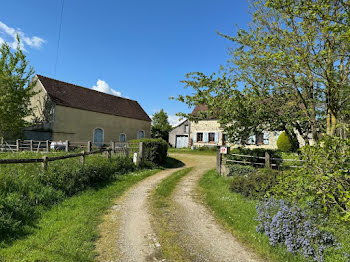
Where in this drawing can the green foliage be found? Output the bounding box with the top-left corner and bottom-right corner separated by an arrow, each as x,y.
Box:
0,169 -> 159,261
177,0 -> 350,143
131,138 -> 168,165
0,154 -> 135,242
151,109 -> 172,142
227,164 -> 256,177
230,167 -> 279,199
270,136 -> 350,221
277,132 -> 293,152
0,38 -> 36,140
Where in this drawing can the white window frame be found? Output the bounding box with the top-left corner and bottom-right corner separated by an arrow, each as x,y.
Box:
93,127 -> 104,146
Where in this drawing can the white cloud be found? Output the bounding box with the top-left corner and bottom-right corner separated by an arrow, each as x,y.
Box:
168,115 -> 184,127
0,21 -> 45,51
92,79 -> 122,97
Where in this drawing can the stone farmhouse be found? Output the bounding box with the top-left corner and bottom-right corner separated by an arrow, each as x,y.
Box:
25,75 -> 151,144
170,105 -> 282,149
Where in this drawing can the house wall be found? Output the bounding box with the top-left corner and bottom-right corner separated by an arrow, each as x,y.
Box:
24,78 -> 53,124
169,120 -> 189,147
190,119 -> 281,149
52,105 -> 151,142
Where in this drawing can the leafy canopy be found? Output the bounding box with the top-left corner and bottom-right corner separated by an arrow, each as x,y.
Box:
151,109 -> 172,141
0,37 -> 36,140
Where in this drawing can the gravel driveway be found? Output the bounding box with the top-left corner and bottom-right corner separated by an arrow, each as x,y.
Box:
95,153 -> 261,262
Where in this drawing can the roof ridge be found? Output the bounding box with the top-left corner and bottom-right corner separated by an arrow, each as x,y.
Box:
36,74 -> 137,103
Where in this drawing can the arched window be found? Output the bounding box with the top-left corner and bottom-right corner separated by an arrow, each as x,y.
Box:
137,130 -> 145,139
120,133 -> 127,142
93,128 -> 104,146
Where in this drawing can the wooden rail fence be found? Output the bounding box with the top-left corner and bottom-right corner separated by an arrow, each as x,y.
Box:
216,146 -> 305,176
0,140 -> 146,170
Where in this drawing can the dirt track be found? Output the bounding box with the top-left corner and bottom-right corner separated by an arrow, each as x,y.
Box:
95,153 -> 260,262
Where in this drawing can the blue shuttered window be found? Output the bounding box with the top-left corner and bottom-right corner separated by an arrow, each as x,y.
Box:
263,132 -> 269,145
193,132 -> 197,142
203,132 -> 208,143
214,132 -> 219,143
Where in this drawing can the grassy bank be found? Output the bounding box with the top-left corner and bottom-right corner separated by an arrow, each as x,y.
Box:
199,169 -> 306,262
168,147 -> 216,155
0,169 -> 160,262
151,167 -> 193,261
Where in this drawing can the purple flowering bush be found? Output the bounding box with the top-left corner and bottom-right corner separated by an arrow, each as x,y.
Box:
256,197 -> 344,262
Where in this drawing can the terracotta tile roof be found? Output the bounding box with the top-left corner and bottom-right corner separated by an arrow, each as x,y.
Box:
37,75 -> 151,122
191,104 -> 217,119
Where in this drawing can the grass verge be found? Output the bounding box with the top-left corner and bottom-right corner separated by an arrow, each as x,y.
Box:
0,169 -> 160,262
168,148 -> 216,156
198,169 -> 307,262
151,167 -> 193,261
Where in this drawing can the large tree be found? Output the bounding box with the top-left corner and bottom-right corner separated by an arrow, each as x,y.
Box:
151,109 -> 172,142
0,38 -> 36,140
178,0 -> 350,145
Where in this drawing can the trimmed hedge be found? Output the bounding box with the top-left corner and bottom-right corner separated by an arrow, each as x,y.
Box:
130,138 -> 168,165
276,131 -> 293,152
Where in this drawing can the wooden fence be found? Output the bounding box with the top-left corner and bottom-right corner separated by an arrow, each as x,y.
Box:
216,147 -> 305,176
0,140 -> 146,170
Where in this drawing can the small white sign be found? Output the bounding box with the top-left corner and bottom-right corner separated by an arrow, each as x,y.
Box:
133,152 -> 138,164
220,146 -> 228,154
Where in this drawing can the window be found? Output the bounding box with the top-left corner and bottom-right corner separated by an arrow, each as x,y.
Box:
184,124 -> 189,133
247,135 -> 256,145
256,133 -> 263,145
222,134 -> 228,145
120,133 -> 126,142
93,128 -> 104,147
263,132 -> 269,145
137,130 -> 145,139
208,132 -> 215,142
197,132 -> 203,142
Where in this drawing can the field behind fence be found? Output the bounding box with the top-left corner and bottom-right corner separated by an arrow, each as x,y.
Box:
0,139 -> 144,170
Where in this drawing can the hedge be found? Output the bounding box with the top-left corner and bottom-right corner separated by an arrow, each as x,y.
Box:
130,138 -> 168,165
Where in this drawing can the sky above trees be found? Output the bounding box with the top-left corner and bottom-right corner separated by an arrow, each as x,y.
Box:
0,0 -> 250,125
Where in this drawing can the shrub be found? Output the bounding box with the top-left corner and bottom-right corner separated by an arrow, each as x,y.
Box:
0,154 -> 136,241
130,138 -> 168,165
227,164 -> 256,176
230,168 -> 279,199
277,132 -> 293,152
256,197 -> 342,262
270,136 -> 350,221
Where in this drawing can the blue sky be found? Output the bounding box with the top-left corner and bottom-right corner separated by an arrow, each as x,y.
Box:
1,0 -> 250,125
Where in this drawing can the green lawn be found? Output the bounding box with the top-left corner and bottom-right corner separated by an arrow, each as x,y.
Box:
199,169 -> 307,262
151,167 -> 193,261
0,169 -> 160,262
168,147 -> 216,155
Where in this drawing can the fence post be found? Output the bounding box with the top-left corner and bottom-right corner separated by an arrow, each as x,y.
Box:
111,141 -> 115,153
46,140 -> 50,152
30,140 -> 33,152
65,140 -> 69,152
125,143 -> 129,158
80,151 -> 85,165
138,142 -> 145,165
265,152 -> 271,168
87,141 -> 92,153
42,156 -> 48,170
107,149 -> 112,161
216,146 -> 222,175
221,156 -> 229,177
16,139 -> 21,152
